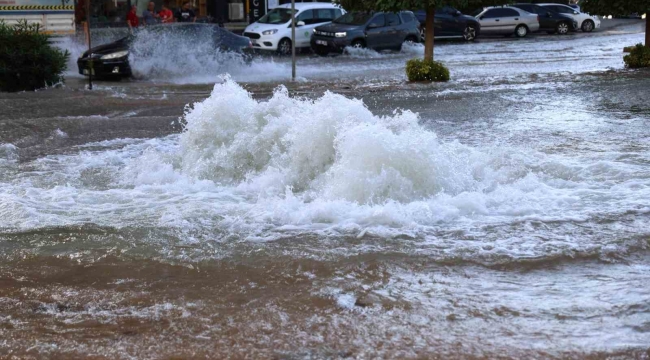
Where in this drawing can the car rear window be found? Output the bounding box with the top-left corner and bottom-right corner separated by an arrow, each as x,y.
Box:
400,12 -> 415,23
548,5 -> 572,14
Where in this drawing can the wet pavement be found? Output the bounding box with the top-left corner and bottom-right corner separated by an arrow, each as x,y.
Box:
0,19 -> 649,359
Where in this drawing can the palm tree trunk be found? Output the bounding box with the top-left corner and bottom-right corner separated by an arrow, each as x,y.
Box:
424,6 -> 435,60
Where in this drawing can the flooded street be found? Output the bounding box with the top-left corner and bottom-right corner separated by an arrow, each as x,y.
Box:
1,20 -> 650,358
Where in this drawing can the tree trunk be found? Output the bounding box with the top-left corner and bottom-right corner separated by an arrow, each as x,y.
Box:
646,14 -> 649,47
424,6 -> 435,61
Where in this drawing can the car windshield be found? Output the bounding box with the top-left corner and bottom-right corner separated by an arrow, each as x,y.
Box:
333,12 -> 372,25
258,8 -> 295,24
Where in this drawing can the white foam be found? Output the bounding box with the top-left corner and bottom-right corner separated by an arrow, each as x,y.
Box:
343,46 -> 383,59
0,143 -> 18,163
51,129 -> 69,139
128,28 -> 293,84
1,79 -> 649,260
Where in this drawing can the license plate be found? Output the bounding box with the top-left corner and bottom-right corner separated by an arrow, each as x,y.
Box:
316,40 -> 328,46
83,69 -> 95,75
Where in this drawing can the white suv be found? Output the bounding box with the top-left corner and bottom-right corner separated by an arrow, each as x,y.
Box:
243,3 -> 345,55
537,3 -> 601,32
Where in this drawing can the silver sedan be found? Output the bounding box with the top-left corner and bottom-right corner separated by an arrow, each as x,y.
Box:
474,6 -> 540,37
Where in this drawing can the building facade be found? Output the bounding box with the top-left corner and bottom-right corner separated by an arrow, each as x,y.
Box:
75,0 -> 328,28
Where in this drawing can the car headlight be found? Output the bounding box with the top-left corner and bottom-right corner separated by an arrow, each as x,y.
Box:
262,29 -> 278,35
335,32 -> 347,38
100,50 -> 129,60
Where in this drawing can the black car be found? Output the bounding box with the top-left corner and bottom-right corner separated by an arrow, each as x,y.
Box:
77,23 -> 253,78
511,3 -> 578,34
413,6 -> 481,41
310,11 -> 420,56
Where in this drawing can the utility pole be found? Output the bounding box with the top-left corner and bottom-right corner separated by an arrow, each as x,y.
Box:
291,0 -> 295,81
86,0 -> 93,89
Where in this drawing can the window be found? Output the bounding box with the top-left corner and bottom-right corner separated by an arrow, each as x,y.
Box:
315,9 -> 335,22
482,9 -> 499,18
333,9 -> 342,19
368,14 -> 386,27
400,12 -> 416,23
550,5 -> 572,14
439,6 -> 456,15
483,8 -> 518,18
333,12 -> 372,25
525,6 -> 546,16
258,8 -> 294,24
386,13 -> 401,26
500,8 -> 520,17
297,9 -> 316,25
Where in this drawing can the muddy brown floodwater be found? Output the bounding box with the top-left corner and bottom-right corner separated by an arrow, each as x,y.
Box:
1,22 -> 650,359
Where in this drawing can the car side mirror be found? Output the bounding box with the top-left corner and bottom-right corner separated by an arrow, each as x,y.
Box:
573,11 -> 579,15
367,22 -> 380,29
479,16 -> 484,20
454,10 -> 461,16
295,20 -> 305,27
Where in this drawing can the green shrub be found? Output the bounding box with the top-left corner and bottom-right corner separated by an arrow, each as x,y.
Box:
623,44 -> 650,69
406,58 -> 450,82
0,20 -> 69,92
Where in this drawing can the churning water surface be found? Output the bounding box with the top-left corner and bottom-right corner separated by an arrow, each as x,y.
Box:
1,21 -> 649,358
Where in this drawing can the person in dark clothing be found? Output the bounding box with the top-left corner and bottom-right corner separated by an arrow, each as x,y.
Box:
176,1 -> 196,22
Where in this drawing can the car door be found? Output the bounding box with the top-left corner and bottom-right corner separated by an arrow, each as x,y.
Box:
497,8 -> 521,33
365,13 -> 388,49
478,9 -> 501,34
433,7 -> 451,36
298,8 -> 335,47
437,6 -> 463,36
385,12 -> 403,47
516,5 -> 550,29
295,9 -> 315,47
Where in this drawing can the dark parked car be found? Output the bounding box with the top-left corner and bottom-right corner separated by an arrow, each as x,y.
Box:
511,3 -> 578,34
310,11 -> 420,56
77,23 -> 253,78
413,6 -> 481,41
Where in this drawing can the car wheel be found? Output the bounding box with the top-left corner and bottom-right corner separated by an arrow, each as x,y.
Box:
314,47 -> 329,56
463,26 -> 476,41
581,19 -> 595,32
515,25 -> 528,38
399,36 -> 418,51
420,26 -> 425,42
556,22 -> 570,35
351,40 -> 365,49
277,38 -> 292,56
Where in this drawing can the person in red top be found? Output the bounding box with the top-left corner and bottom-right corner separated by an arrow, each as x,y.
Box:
126,5 -> 139,30
158,4 -> 174,23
